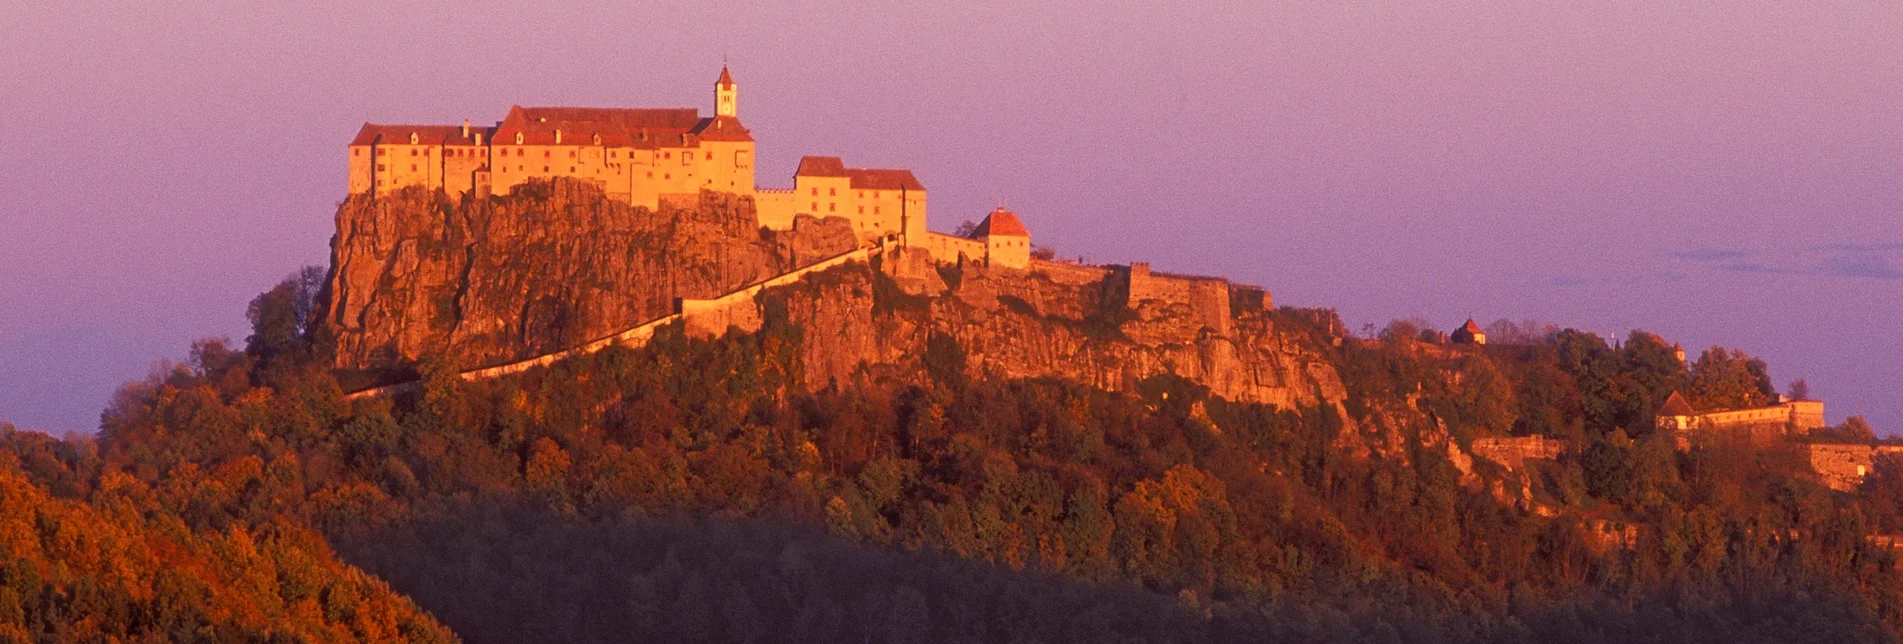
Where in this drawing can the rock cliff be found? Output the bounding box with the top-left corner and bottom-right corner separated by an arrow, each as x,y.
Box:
318,183 -> 1347,411
316,180 -> 857,373
766,248 -> 1348,409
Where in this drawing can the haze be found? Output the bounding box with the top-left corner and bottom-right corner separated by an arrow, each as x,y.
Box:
2,1 -> 1897,433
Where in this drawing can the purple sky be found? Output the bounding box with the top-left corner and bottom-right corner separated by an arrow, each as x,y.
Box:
3,2 -> 1898,434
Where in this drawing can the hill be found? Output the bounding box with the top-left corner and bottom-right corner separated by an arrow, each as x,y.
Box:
4,184 -> 1902,642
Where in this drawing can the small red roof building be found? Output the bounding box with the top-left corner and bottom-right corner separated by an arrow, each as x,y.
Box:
974,208 -> 1029,237
1450,318 -> 1487,345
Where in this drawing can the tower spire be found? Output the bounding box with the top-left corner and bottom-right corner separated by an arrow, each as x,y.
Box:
716,64 -> 737,118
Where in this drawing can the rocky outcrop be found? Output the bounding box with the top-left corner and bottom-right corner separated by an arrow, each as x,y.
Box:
763,248 -> 1347,409
319,185 -> 1346,410
317,179 -> 857,372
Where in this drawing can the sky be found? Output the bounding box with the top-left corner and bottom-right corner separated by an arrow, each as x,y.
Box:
1,1 -> 1898,434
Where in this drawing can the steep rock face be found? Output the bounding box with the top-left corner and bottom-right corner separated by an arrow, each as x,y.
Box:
771,249 -> 1348,409
318,180 -> 856,372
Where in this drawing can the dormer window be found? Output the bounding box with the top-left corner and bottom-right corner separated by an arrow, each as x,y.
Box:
409,132 -> 419,144
554,129 -> 563,144
592,133 -> 601,145
515,132 -> 524,144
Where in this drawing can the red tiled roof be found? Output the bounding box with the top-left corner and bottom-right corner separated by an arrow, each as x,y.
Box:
717,65 -> 736,89
1660,391 -> 1696,416
796,156 -> 847,177
1461,319 -> 1484,335
349,124 -> 490,147
689,115 -> 753,142
975,208 -> 1028,237
847,168 -> 925,191
491,106 -> 715,149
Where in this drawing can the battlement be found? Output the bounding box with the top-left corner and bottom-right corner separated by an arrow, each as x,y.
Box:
1801,443 -> 1903,492
1657,395 -> 1825,446
1471,436 -> 1565,471
1111,262 -> 1269,336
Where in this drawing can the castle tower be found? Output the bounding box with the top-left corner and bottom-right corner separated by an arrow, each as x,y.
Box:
716,65 -> 737,118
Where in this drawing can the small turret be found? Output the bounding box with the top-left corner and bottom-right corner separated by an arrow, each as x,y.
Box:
715,65 -> 738,118
1451,319 -> 1487,345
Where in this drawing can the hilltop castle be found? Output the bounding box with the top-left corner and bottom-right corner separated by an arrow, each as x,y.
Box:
349,66 -> 1045,265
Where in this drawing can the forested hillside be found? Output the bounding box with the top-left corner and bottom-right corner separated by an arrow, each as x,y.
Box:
3,265 -> 1900,642
4,186 -> 1902,642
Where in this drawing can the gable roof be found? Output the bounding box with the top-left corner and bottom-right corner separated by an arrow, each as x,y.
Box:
349,124 -> 490,147
796,156 -> 848,177
689,115 -> 754,142
847,168 -> 925,191
491,106 -> 716,148
717,65 -> 736,89
975,208 -> 1029,237
1660,391 -> 1696,416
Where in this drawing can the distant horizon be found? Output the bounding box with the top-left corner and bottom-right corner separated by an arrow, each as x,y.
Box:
2,1 -> 1897,434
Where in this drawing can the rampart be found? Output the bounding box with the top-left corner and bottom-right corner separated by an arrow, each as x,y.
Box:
1660,400 -> 1825,448
919,231 -> 987,265
1471,436 -> 1565,471
1802,443 -> 1903,492
1111,262 -> 1269,337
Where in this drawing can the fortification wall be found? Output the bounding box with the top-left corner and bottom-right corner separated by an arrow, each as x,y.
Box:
1188,280 -> 1232,335
1803,443 -> 1903,492
755,188 -> 797,230
1807,444 -> 1875,492
1029,260 -> 1112,286
1471,436 -> 1565,471
921,232 -> 986,264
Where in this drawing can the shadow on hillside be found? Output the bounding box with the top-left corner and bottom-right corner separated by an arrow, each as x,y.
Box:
332,500 -> 1893,644
330,502 -> 1202,644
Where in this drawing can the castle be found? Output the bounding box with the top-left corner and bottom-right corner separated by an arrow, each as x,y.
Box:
348,66 -> 1033,267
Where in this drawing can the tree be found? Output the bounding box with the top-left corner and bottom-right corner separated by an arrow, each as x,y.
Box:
1688,347 -> 1776,410
1788,379 -> 1812,401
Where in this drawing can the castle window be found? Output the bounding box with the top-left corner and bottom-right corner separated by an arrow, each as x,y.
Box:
811,202 -> 819,211
568,150 -> 576,158
828,188 -> 836,196
544,150 -> 551,158
411,164 -> 417,171
663,152 -> 671,159
828,203 -> 836,212
410,149 -> 418,156
353,149 -> 360,156
874,207 -> 880,215
570,167 -> 575,173
704,152 -> 712,160
377,149 -> 385,156
664,173 -> 670,179
647,172 -> 653,178
543,166 -> 549,172
810,188 -> 818,196
857,206 -> 864,214
377,164 -> 386,171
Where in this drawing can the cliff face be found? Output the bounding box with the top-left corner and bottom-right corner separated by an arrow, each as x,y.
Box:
773,248 -> 1348,410
317,180 -> 857,372
320,186 -> 1346,411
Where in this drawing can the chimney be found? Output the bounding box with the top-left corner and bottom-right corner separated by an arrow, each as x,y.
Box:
475,132 -> 483,146
462,119 -> 470,138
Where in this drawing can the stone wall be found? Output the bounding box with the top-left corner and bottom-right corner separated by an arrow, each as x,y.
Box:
1471,436 -> 1565,471
1802,443 -> 1903,492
